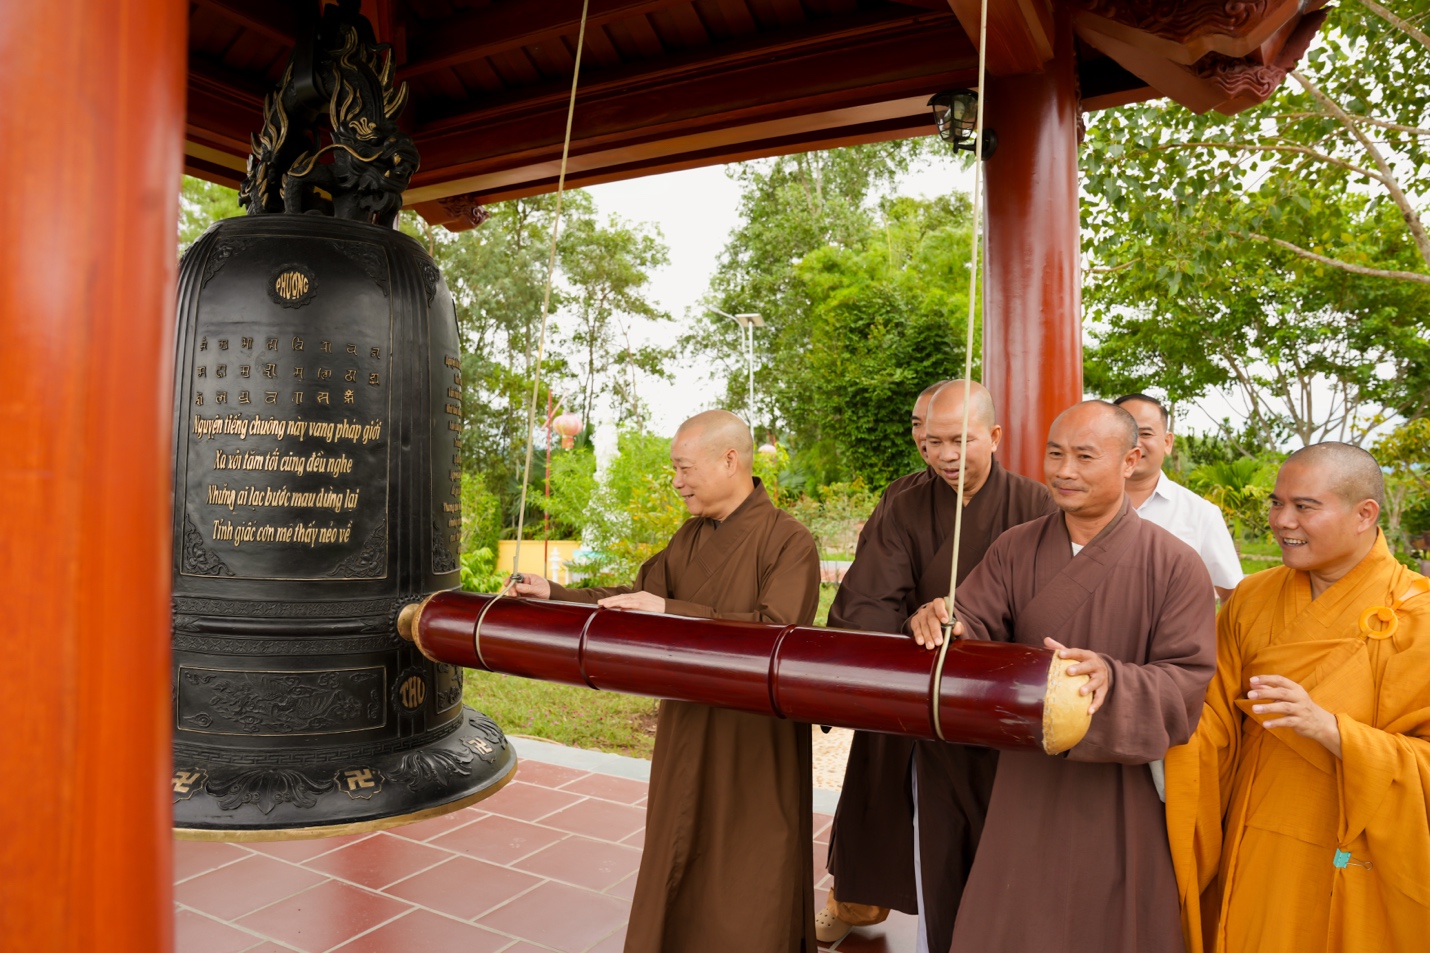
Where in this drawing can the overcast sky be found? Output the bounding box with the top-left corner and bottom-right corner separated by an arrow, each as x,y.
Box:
579,153 -> 1297,444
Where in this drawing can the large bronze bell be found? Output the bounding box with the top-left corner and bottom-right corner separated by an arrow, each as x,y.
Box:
170,1 -> 514,838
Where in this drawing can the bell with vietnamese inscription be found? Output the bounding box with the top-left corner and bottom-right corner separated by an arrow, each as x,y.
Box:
169,2 -> 514,839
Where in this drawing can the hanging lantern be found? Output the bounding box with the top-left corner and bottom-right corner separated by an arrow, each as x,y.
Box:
928,89 -> 997,159
552,413 -> 584,450
757,443 -> 777,456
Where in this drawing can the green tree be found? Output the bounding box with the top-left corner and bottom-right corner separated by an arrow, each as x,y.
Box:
400,193 -> 668,539
684,142 -> 976,487
178,176 -> 241,254
543,431 -> 687,584
556,213 -> 671,427
1082,1 -> 1430,434
1188,455 -> 1283,551
682,141 -> 955,423
1372,417 -> 1430,556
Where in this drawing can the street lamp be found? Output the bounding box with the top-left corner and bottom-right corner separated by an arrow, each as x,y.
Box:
707,308 -> 765,424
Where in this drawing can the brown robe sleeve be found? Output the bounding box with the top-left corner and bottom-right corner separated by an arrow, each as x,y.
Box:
664,521 -> 820,626
946,539 -> 1019,645
1070,547 -> 1216,765
827,503 -> 920,635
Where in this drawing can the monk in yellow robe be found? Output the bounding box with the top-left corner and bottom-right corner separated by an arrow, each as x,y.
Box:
1166,442 -> 1430,953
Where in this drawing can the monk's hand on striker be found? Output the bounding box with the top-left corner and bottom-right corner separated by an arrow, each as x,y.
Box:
1248,675 -> 1343,759
1044,638 -> 1111,715
909,600 -> 962,650
598,591 -> 666,614
512,573 -> 552,599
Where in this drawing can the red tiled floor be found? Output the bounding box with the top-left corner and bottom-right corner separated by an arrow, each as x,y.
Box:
174,908 -> 264,953
327,909 -> 510,953
383,855 -> 543,920
174,839 -> 252,883
431,813 -> 567,865
557,773 -> 649,804
303,831 -> 454,890
245,830 -> 374,863
511,760 -> 590,788
587,925 -> 628,953
172,755 -> 849,953
540,798 -> 645,842
385,805 -> 486,843
604,871 -> 638,901
477,880 -> 629,953
175,854 -> 329,922
481,780 -> 586,821
235,880 -> 412,953
514,835 -> 642,891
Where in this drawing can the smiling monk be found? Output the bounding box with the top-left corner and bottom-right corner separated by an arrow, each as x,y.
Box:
909,400 -> 1216,953
514,409 -> 821,953
1166,443 -> 1430,953
822,381 -> 1054,950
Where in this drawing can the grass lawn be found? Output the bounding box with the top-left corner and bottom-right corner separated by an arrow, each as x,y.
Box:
461,582 -> 844,759
463,670 -> 659,759
1238,537 -> 1283,577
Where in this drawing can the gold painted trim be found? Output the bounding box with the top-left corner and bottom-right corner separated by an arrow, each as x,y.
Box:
173,752 -> 518,842
185,139 -> 249,173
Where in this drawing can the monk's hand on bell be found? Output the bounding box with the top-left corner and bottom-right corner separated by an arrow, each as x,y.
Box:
1045,638 -> 1111,715
598,591 -> 666,613
909,600 -> 961,650
512,573 -> 551,599
1248,675 -> 1343,759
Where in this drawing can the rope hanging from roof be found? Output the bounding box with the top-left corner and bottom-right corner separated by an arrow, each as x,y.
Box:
474,0 -> 591,668
510,0 -> 592,578
931,0 -> 990,743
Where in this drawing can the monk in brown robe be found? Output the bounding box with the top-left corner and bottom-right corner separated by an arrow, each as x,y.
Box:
1166,443 -> 1430,953
854,378 -> 946,539
910,399 -> 1216,953
514,409 -> 821,953
818,378 -> 942,938
821,381 -> 1055,949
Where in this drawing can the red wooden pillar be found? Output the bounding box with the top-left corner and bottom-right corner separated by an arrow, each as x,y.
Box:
0,2 -> 187,952
982,5 -> 1083,480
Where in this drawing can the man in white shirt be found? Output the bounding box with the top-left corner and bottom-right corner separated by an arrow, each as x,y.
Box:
1114,394 -> 1243,602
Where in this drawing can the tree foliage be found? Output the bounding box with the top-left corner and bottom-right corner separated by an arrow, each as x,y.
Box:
1082,1 -> 1430,443
543,432 -> 687,584
399,192 -> 668,537
684,142 -> 977,488
556,212 -> 671,427
1372,417 -> 1430,555
178,176 -> 242,254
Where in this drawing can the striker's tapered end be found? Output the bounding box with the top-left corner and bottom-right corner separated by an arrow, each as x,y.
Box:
1041,654 -> 1093,755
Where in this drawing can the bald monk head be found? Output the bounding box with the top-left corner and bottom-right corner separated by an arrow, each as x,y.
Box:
670,410 -> 756,521
912,379 -> 951,465
923,380 -> 1002,501
1270,442 -> 1384,593
1044,400 -> 1141,535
